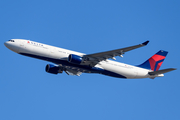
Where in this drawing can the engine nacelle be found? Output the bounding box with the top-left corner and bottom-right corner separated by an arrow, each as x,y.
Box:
68,54 -> 83,64
45,64 -> 63,74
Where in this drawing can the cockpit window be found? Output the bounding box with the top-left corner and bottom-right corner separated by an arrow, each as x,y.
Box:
8,40 -> 15,42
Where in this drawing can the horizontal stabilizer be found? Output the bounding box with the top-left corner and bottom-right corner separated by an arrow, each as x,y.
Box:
148,68 -> 176,75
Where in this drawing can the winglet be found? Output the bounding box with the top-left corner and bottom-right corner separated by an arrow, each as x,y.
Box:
142,40 -> 149,45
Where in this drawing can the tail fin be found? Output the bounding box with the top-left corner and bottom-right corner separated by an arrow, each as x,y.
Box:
138,50 -> 168,71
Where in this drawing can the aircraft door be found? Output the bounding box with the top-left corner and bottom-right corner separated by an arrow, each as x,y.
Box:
20,41 -> 24,47
19,41 -> 27,50
49,47 -> 57,57
134,68 -> 138,78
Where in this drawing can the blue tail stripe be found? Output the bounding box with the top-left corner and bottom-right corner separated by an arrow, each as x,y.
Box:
137,60 -> 151,70
156,50 -> 168,56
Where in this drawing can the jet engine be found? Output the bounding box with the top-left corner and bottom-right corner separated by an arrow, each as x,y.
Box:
45,64 -> 63,74
68,54 -> 83,64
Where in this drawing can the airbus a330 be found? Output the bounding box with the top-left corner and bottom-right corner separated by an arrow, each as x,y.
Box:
4,39 -> 176,79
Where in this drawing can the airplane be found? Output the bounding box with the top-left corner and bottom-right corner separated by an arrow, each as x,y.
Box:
4,39 -> 176,79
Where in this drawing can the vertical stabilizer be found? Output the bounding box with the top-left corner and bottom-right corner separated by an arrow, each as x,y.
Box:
138,50 -> 168,71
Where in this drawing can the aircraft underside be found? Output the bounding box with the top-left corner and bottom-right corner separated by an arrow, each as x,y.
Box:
20,52 -> 127,78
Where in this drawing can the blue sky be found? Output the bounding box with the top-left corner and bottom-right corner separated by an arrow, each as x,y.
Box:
1,0 -> 179,120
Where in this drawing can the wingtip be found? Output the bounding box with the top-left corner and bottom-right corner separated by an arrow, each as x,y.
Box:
142,40 -> 149,45
171,68 -> 177,71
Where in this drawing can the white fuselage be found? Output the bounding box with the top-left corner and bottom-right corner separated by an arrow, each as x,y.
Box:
4,39 -> 163,79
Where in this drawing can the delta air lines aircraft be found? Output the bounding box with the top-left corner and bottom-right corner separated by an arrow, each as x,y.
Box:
4,39 -> 176,79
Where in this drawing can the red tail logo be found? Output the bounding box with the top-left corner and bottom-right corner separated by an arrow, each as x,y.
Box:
138,50 -> 168,71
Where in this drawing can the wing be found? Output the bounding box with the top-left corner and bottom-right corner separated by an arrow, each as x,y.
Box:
60,66 -> 82,76
65,69 -> 82,76
82,41 -> 149,66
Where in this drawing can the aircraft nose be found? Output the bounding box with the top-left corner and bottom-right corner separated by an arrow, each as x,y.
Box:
4,40 -> 20,53
4,41 -> 9,48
